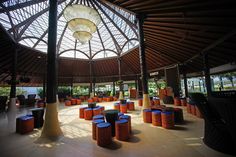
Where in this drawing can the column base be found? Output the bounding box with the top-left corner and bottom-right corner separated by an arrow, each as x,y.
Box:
41,102 -> 63,141
7,98 -> 17,132
142,94 -> 150,110
119,91 -> 124,100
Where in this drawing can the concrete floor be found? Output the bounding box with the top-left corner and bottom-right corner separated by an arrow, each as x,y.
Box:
0,100 -> 234,157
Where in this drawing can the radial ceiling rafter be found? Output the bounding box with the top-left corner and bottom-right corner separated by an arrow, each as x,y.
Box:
0,0 -> 138,60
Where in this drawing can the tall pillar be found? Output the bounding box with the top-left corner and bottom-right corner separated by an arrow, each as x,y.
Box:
203,53 -> 212,97
70,82 -> 73,97
137,14 -> 150,109
118,57 -> 124,100
135,79 -> 138,98
182,66 -> 188,97
89,61 -> 95,97
7,44 -> 18,132
43,73 -> 46,101
41,0 -> 63,140
112,81 -> 115,96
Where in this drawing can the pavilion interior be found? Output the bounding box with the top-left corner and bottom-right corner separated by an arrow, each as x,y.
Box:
0,0 -> 236,157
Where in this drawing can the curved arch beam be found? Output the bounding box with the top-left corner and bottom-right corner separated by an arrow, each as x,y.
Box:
91,49 -> 118,59
59,49 -> 90,59
121,38 -> 139,51
19,36 -> 48,45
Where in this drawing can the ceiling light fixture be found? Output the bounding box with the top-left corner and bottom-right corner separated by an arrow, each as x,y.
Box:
63,4 -> 101,44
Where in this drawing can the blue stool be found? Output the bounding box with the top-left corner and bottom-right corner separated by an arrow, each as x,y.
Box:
92,119 -> 105,140
93,114 -> 104,120
16,115 -> 34,134
115,119 -> 129,141
96,122 -> 112,147
119,115 -> 131,133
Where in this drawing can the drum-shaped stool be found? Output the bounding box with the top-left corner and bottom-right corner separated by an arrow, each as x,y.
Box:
113,97 -> 118,101
174,97 -> 181,106
93,107 -> 101,116
118,112 -> 124,118
65,100 -> 71,106
173,108 -> 184,123
99,106 -> 105,112
76,99 -> 81,105
152,110 -> 162,126
114,103 -> 120,111
96,122 -> 112,147
71,99 -> 77,105
93,114 -> 104,120
181,98 -> 187,106
92,97 -> 98,102
92,119 -> 105,140
143,109 -> 152,123
115,119 -> 129,141
120,104 -> 127,113
153,99 -> 160,105
161,111 -> 174,129
138,99 -> 143,106
190,104 -> 196,115
119,115 -> 131,133
79,107 -> 87,119
88,98 -> 93,103
84,108 -> 93,120
127,102 -> 135,111
195,106 -> 203,118
16,115 -> 34,134
186,103 -> 191,113
98,98 -> 103,102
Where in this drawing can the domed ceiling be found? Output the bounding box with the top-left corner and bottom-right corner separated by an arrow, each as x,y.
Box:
0,0 -> 138,60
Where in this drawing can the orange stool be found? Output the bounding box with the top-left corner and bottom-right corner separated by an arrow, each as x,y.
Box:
79,96 -> 85,102
98,98 -> 103,102
120,104 -> 127,113
16,116 -> 34,134
138,99 -> 143,106
92,119 -> 104,140
152,110 -> 162,126
96,122 -> 112,147
119,115 -> 131,133
92,97 -> 98,102
105,97 -> 110,102
195,106 -> 203,118
115,119 -> 129,141
153,99 -> 160,105
65,100 -> 71,106
186,103 -> 191,113
181,98 -> 187,106
93,107 -> 101,116
79,107 -> 87,119
88,98 -> 93,103
109,96 -> 113,101
143,109 -> 152,123
37,102 -> 45,108
174,97 -> 181,106
113,97 -> 118,101
127,102 -> 135,111
113,103 -> 120,111
84,108 -> 93,120
76,99 -> 82,105
161,111 -> 174,129
71,99 -> 77,105
190,104 -> 196,115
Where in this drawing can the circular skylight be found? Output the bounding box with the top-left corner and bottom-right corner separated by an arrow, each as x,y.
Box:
0,0 -> 139,60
